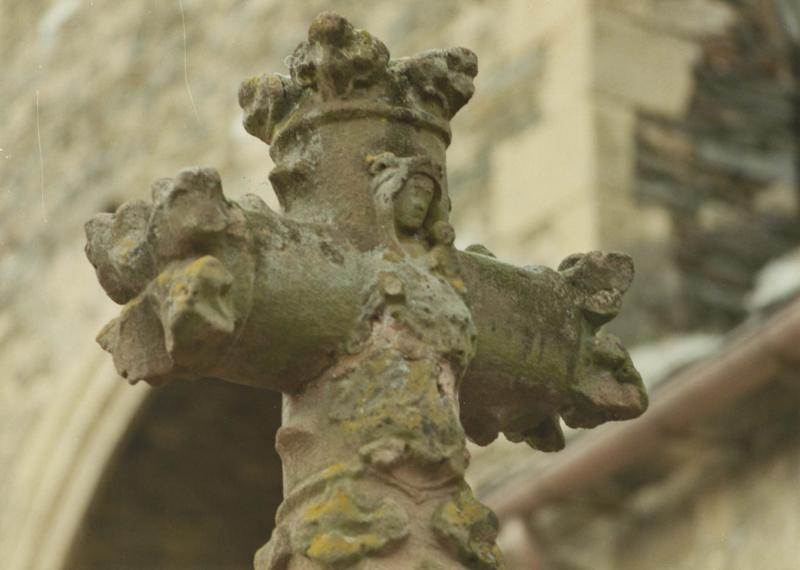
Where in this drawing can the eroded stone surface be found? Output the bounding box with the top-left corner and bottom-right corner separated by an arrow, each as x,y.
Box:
433,483 -> 505,570
292,480 -> 409,566
85,12 -> 647,569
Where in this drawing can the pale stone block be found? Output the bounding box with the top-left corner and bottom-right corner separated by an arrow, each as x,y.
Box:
597,0 -> 735,38
535,200 -> 598,267
447,131 -> 483,180
489,103 -> 595,247
452,194 -> 491,252
497,200 -> 598,269
444,2 -> 494,50
599,201 -> 672,250
594,9 -> 702,117
449,0 -> 588,59
449,0 -> 590,123
539,5 -> 592,116
501,0 -> 588,56
594,91 -> 674,305
594,97 -> 636,195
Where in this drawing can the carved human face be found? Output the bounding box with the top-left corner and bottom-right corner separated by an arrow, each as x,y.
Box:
394,174 -> 435,233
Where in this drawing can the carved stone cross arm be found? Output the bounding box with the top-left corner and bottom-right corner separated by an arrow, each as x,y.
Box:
85,12 -> 647,569
457,249 -> 647,451
85,166 -> 366,394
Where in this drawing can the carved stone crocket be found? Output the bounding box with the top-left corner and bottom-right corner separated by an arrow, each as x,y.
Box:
85,13 -> 647,569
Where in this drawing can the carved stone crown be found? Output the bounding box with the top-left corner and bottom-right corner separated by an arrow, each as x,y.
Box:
238,12 -> 478,147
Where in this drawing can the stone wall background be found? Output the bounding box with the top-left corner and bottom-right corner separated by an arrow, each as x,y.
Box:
524,369 -> 800,570
2,0 -> 799,568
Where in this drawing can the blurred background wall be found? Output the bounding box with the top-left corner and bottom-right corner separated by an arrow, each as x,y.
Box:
1,0 -> 799,568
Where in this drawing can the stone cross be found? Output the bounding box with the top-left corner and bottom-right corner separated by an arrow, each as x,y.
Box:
85,13 -> 647,570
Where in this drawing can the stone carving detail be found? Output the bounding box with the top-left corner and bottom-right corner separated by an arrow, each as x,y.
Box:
329,349 -> 466,473
457,250 -> 648,451
433,484 -> 505,570
253,525 -> 292,570
238,12 -> 476,146
85,12 -> 648,569
291,480 -> 409,566
86,167 -> 256,386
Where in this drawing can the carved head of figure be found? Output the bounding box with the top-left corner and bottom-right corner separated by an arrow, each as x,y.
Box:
393,173 -> 436,235
368,152 -> 448,247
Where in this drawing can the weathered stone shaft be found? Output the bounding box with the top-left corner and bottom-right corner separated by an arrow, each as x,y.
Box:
84,12 -> 648,569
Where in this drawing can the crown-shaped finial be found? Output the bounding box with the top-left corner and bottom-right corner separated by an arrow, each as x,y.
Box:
238,12 -> 478,146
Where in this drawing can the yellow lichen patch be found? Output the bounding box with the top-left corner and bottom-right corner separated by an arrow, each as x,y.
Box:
339,402 -> 424,435
441,490 -> 485,525
383,249 -> 404,263
304,487 -> 359,521
186,255 -> 213,275
114,237 -> 137,260
292,481 -> 410,566
433,485 -> 505,570
406,359 -> 436,393
121,294 -> 144,312
306,532 -> 383,564
241,76 -> 260,92
320,462 -> 348,479
449,277 -> 466,293
328,349 -> 464,467
169,280 -> 190,299
339,415 -> 382,434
